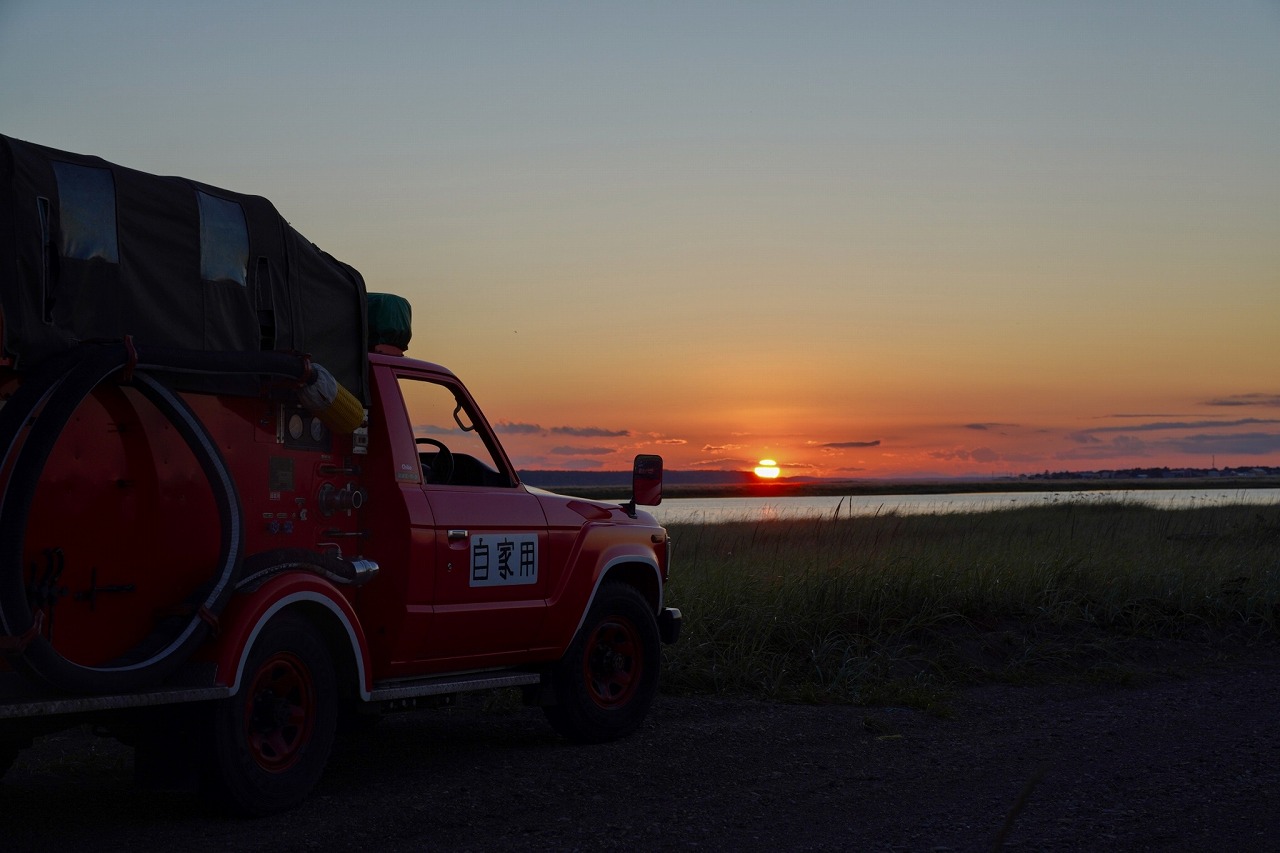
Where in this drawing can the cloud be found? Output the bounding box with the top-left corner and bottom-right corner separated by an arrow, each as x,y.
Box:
964,423 -> 1017,431
687,458 -> 753,468
929,447 -> 1001,463
550,445 -> 615,456
517,457 -> 606,470
1055,435 -> 1151,461
551,425 -> 630,437
1204,394 -> 1280,408
654,438 -> 688,445
1076,418 -> 1280,436
1057,430 -> 1280,461
511,455 -> 551,468
999,451 -> 1049,463
493,420 -> 543,435
702,443 -> 743,452
1168,432 -> 1280,455
413,424 -> 455,436
821,440 -> 882,449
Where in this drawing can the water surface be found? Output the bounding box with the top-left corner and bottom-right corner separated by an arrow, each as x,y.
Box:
650,488 -> 1280,525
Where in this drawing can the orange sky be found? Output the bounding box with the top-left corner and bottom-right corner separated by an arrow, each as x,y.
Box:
3,3 -> 1278,479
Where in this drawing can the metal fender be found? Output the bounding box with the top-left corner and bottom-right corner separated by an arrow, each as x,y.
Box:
210,573 -> 373,700
557,546 -> 664,650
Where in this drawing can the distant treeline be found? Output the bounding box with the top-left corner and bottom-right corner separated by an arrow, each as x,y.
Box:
1028,466 -> 1280,481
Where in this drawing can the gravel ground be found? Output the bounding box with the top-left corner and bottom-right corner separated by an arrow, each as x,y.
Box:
3,648 -> 1278,852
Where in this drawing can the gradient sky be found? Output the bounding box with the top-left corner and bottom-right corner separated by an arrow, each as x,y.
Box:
3,1 -> 1278,478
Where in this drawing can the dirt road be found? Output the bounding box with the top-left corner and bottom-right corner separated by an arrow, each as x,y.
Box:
4,649 -> 1278,852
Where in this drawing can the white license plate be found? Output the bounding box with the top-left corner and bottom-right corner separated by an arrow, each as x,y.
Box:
469,533 -> 538,587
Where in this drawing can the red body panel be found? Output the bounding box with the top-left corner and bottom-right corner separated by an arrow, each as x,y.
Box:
3,373 -> 365,672
202,572 -> 372,695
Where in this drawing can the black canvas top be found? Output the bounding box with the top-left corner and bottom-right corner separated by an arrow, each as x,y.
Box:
0,135 -> 367,401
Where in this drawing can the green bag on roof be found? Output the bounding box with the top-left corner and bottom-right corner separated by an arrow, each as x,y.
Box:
367,292 -> 412,352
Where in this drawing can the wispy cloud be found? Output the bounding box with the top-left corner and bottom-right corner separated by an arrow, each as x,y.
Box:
702,443 -> 743,452
654,438 -> 688,445
1055,435 -> 1150,461
688,458 -> 752,468
964,423 -> 1017,431
929,447 -> 1000,463
493,420 -> 543,435
550,445 -> 615,456
1203,394 -> 1280,408
1056,430 -> 1280,461
511,455 -> 551,468
821,440 -> 881,449
560,458 -> 605,470
1170,432 -> 1280,455
1079,418 -> 1280,435
551,425 -> 630,437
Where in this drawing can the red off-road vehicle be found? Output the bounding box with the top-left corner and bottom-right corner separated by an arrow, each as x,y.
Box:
0,136 -> 679,814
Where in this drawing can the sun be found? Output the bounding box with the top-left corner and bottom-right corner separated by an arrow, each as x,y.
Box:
753,459 -> 781,479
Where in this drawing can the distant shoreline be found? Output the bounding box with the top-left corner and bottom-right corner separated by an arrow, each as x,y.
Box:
556,476 -> 1280,502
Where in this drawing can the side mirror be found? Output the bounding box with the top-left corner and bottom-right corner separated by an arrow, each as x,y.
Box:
626,454 -> 663,516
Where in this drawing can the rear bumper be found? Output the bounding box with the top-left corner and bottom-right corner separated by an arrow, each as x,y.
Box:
658,607 -> 682,644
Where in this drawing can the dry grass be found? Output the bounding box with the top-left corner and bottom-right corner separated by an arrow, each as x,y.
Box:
659,500 -> 1280,709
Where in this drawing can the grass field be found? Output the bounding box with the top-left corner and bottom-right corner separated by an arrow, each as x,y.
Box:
658,500 -> 1280,711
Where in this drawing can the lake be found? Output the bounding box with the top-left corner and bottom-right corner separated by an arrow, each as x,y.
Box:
649,487 -> 1280,525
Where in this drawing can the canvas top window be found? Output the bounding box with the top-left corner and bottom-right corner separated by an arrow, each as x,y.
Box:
51,161 -> 119,263
197,191 -> 249,285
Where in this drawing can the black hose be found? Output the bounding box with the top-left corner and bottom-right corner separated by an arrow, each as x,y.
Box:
0,342 -> 257,693
236,548 -> 364,590
0,351 -> 84,527
0,347 -> 116,641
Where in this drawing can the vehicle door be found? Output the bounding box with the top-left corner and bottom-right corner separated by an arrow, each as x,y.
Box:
395,373 -> 549,663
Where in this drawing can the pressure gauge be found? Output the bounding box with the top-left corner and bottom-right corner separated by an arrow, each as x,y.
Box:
310,417 -> 325,442
288,413 -> 305,440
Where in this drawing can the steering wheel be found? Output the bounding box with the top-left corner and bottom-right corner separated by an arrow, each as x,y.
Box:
415,437 -> 455,484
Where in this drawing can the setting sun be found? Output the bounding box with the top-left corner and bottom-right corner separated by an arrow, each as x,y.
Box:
753,459 -> 781,479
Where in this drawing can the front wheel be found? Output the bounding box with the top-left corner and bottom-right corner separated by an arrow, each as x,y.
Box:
204,612 -> 337,816
544,583 -> 661,744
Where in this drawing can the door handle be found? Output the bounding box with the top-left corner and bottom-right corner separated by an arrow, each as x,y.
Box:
447,529 -> 468,541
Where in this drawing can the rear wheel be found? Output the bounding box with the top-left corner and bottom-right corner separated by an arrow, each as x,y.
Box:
544,583 -> 661,744
205,612 -> 337,815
